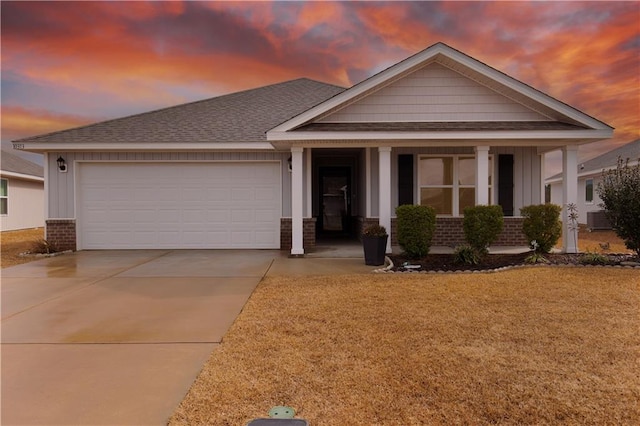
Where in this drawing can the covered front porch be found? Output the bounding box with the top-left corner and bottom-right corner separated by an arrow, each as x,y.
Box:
267,43 -> 612,256
283,143 -> 586,256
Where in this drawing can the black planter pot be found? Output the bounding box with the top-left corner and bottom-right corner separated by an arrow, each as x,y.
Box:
362,235 -> 388,266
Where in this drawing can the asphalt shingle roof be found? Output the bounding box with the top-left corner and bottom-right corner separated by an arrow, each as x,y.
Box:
547,138 -> 640,180
15,78 -> 345,145
1,150 -> 44,177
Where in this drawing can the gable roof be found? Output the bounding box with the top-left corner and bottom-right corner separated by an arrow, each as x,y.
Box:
268,42 -> 612,142
1,150 -> 44,179
14,78 -> 345,151
547,138 -> 640,182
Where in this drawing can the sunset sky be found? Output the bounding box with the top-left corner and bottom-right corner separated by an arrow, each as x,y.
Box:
1,1 -> 639,175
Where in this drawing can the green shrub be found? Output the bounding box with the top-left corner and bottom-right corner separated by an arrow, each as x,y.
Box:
395,204 -> 436,259
463,205 -> 504,254
525,252 -> 549,264
597,157 -> 640,257
452,245 -> 481,265
579,251 -> 610,266
520,204 -> 562,253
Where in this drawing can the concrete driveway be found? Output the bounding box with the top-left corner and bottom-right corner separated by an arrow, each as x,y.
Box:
1,250 -> 277,425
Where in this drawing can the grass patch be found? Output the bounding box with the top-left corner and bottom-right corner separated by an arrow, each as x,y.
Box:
170,268 -> 640,425
1,227 -> 45,268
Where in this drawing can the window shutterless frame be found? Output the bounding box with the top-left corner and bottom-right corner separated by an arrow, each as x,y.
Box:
0,178 -> 8,215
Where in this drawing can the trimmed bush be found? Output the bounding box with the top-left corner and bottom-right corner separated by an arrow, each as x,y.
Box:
395,204 -> 436,259
520,204 -> 562,253
463,205 -> 504,254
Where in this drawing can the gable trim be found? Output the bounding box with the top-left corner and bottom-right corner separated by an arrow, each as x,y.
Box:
267,43 -> 612,138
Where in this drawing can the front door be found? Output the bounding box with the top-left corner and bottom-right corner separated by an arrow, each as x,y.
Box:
318,166 -> 351,236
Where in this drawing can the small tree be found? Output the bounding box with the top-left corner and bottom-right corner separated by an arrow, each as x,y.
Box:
463,205 -> 504,255
395,204 -> 436,259
520,204 -> 562,253
597,157 -> 640,257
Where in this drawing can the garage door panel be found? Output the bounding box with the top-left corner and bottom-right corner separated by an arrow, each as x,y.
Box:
78,162 -> 281,249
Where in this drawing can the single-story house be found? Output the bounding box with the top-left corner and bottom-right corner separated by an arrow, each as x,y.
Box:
1,149 -> 45,231
546,138 -> 639,227
13,42 -> 613,254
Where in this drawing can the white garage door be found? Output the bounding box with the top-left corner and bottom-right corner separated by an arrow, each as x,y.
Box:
78,162 -> 281,249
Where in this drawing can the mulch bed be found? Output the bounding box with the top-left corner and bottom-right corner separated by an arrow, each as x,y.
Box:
389,252 -> 639,272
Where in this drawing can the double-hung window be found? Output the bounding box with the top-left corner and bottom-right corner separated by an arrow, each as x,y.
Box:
419,155 -> 492,216
585,178 -> 594,204
0,179 -> 7,215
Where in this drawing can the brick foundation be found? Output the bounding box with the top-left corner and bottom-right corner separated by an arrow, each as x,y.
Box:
359,216 -> 527,248
46,219 -> 76,251
280,218 -> 316,251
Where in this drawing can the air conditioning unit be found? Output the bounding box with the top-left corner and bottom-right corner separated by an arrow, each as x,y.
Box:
587,210 -> 611,230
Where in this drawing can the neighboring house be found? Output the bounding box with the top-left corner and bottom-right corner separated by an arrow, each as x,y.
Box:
13,43 -> 612,254
0,149 -> 45,231
546,138 -> 640,226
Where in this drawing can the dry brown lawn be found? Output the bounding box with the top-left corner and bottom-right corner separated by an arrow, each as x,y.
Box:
556,228 -> 631,254
1,227 -> 44,268
171,268 -> 639,426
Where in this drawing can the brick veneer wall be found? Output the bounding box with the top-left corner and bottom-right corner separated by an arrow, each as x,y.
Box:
358,216 -> 527,247
46,219 -> 76,251
280,218 -> 316,251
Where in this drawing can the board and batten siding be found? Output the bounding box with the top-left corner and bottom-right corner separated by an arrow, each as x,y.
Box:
46,151 -> 291,219
319,63 -> 549,123
366,146 -> 541,216
493,146 -> 543,214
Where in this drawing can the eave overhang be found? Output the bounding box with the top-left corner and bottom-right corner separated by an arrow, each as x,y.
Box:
0,170 -> 45,182
268,128 -> 613,149
12,142 -> 275,154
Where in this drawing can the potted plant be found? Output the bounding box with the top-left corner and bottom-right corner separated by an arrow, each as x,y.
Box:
362,224 -> 388,266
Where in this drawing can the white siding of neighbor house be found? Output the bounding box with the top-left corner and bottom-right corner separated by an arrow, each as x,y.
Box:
549,175 -> 604,224
46,151 -> 291,219
319,63 -> 549,123
0,177 -> 45,231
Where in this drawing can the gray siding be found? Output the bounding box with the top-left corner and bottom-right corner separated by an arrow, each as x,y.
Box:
320,63 -> 548,122
47,151 -> 290,219
493,146 -> 543,213
372,146 -> 542,217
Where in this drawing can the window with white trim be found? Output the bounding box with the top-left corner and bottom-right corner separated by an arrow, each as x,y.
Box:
585,178 -> 594,203
418,155 -> 493,216
0,179 -> 7,215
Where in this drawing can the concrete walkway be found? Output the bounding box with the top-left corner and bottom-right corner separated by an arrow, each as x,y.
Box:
1,250 -> 277,425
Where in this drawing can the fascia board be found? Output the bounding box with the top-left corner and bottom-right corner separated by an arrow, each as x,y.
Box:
12,142 -> 275,153
0,170 -> 45,182
269,43 -> 612,135
268,129 -> 613,142
446,50 -> 612,130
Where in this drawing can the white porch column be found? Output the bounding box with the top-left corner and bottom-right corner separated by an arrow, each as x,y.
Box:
475,146 -> 490,205
379,147 -> 392,254
291,147 -> 304,256
562,145 -> 579,253
540,153 -> 546,204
